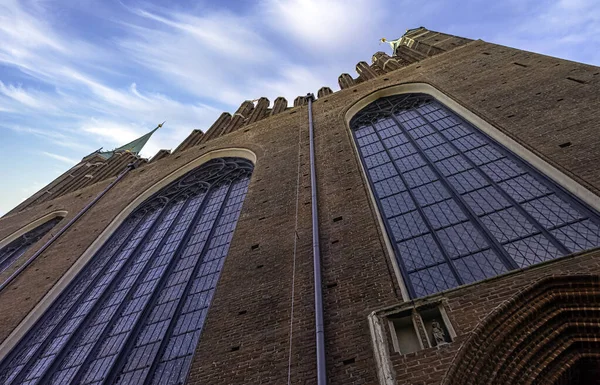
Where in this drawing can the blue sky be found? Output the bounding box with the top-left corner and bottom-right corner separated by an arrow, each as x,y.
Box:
1,0 -> 599,215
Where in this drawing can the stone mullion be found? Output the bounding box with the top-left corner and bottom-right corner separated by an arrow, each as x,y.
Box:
99,185 -> 220,385
369,120 -> 463,295
2,210 -> 152,385
63,193 -> 201,385
416,105 -> 571,256
26,204 -> 172,385
139,181 -> 235,385
401,109 -> 521,270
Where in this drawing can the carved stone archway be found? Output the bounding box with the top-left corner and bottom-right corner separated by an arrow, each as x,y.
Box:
443,275 -> 600,385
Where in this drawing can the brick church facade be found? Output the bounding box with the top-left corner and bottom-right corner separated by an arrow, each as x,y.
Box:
0,27 -> 599,384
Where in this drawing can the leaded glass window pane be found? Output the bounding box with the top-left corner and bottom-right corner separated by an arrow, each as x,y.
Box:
0,157 -> 253,385
0,217 -> 61,276
351,93 -> 600,298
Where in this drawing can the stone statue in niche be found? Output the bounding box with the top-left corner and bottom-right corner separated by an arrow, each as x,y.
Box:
431,319 -> 447,346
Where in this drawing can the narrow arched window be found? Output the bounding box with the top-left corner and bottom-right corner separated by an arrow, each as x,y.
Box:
0,157 -> 253,385
0,217 -> 62,274
351,94 -> 600,298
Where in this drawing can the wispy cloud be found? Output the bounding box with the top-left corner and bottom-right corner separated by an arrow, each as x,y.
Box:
118,5 -> 304,105
466,0 -> 600,65
5,124 -> 86,150
262,0 -> 385,54
41,151 -> 79,164
0,81 -> 61,112
1,0 -> 599,215
0,1 -> 221,156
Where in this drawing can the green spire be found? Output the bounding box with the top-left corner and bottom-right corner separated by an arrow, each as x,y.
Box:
97,122 -> 164,159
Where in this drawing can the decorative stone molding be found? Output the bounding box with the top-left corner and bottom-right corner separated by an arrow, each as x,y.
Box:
443,275 -> 600,385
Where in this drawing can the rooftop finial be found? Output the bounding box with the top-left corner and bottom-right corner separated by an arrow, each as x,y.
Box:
380,37 -> 402,55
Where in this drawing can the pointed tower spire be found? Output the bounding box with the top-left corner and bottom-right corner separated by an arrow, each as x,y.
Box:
97,122 -> 163,159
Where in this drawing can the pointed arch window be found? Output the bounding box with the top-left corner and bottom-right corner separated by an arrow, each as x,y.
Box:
0,157 -> 253,385
0,217 -> 62,275
351,94 -> 600,298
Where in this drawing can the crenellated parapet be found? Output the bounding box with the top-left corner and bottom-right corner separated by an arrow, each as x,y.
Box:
334,27 -> 473,93
174,129 -> 204,153
7,26 -> 476,217
271,97 -> 288,116
172,96 -> 291,154
150,149 -> 171,163
398,27 -> 472,57
293,96 -> 309,107
393,44 -> 427,64
356,61 -> 378,81
170,27 -> 473,155
338,73 -> 356,90
199,112 -> 232,144
371,52 -> 402,72
317,87 -> 333,98
223,100 -> 255,135
247,97 -> 269,125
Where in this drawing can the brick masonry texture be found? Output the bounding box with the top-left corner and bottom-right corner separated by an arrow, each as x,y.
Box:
0,33 -> 599,385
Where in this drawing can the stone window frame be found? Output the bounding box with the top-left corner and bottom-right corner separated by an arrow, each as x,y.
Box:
0,148 -> 257,363
0,155 -> 254,385
345,82 -> 600,302
368,298 -> 457,385
385,301 -> 456,354
0,211 -> 67,251
0,211 -> 67,279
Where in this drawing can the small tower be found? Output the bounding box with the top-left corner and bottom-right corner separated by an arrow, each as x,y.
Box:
8,123 -> 162,215
87,122 -> 163,160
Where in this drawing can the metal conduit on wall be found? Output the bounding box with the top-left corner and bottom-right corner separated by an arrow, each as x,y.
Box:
307,93 -> 327,385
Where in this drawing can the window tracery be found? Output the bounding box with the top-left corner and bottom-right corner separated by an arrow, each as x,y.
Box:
0,217 -> 62,275
0,157 -> 253,385
351,93 -> 600,298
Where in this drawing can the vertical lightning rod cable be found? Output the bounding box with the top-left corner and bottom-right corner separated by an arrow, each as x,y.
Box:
286,96 -> 304,385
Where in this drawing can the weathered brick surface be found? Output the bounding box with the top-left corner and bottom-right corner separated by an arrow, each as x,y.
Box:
389,251 -> 600,384
0,36 -> 599,385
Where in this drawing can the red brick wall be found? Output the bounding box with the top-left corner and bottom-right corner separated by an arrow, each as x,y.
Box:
0,38 -> 599,384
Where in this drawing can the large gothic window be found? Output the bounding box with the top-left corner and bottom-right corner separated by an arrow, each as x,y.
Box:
351,94 -> 600,298
0,217 -> 62,275
0,157 -> 253,385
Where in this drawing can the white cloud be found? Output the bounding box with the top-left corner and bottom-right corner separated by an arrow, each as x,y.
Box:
262,64 -> 334,99
4,124 -> 86,150
79,119 -> 142,145
262,0 -> 385,53
0,81 -> 60,111
0,0 -> 66,53
488,0 -> 600,64
1,0 -> 599,216
0,3 -> 226,160
0,0 -> 395,215
129,7 -> 275,60
118,6 -> 283,105
0,0 -> 352,165
41,151 -> 79,164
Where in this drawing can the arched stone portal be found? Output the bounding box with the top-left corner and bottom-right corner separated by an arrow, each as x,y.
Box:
443,275 -> 600,385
